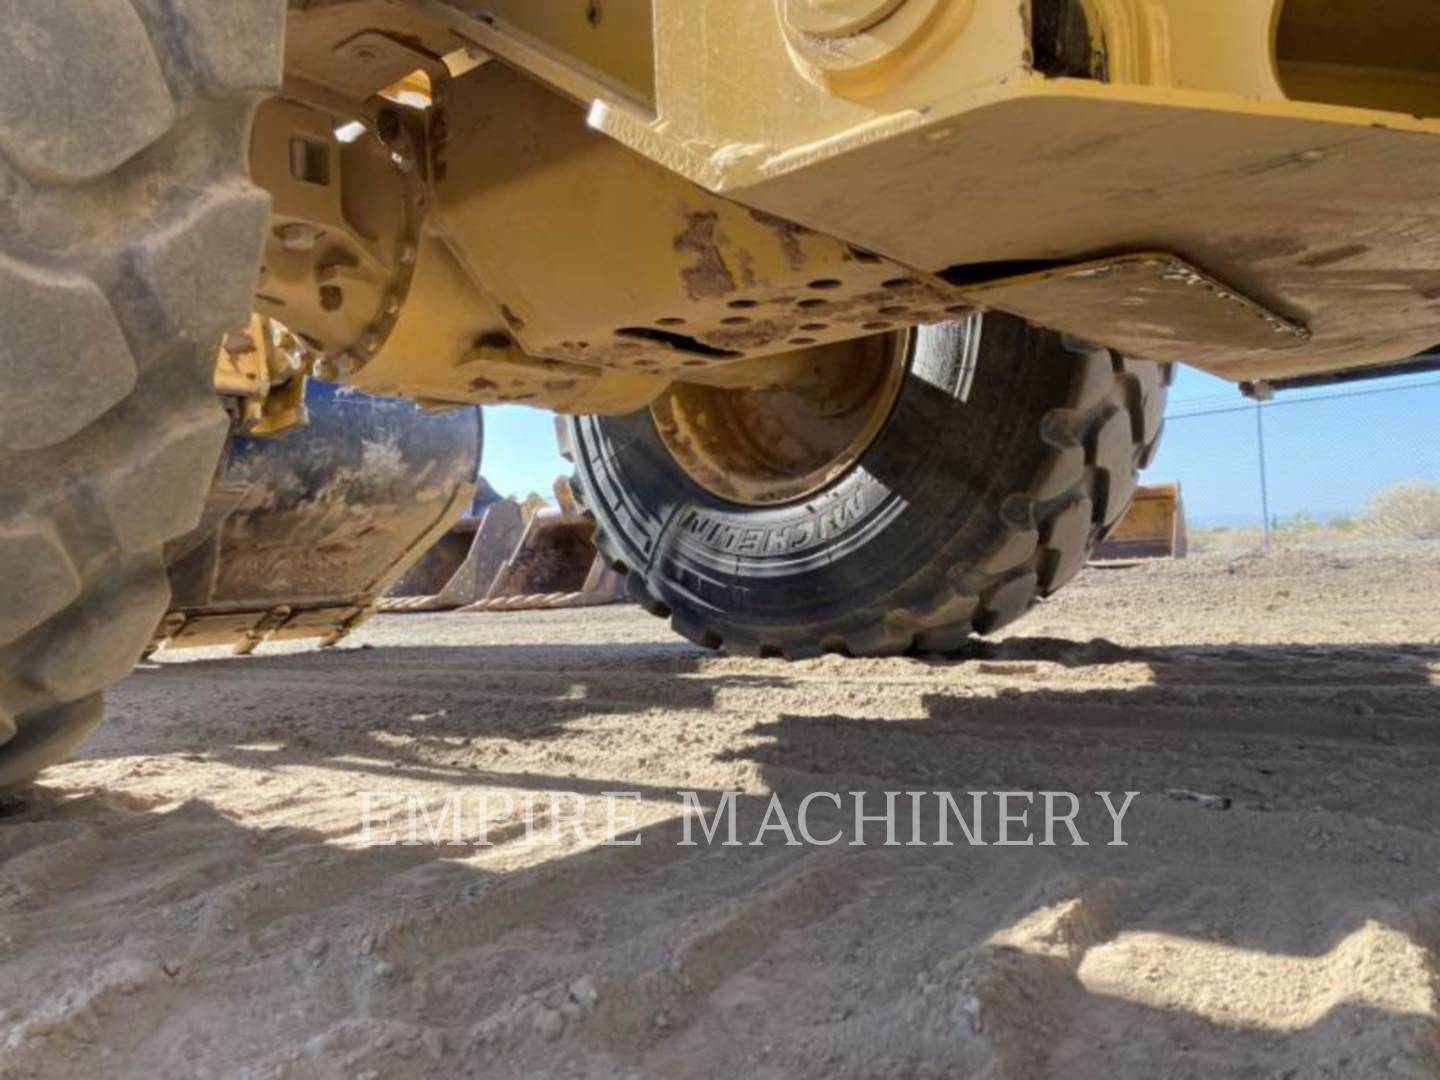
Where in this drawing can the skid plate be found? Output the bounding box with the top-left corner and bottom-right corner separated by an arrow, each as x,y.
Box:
961,254 -> 1310,365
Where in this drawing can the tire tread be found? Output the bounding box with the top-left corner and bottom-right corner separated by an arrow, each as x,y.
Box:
0,0 -> 281,790
572,338 -> 1169,659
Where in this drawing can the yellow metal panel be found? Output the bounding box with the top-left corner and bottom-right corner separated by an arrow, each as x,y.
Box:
285,0 -> 464,101
428,63 -> 970,385
730,82 -> 1440,380
1083,0 -> 1282,97
446,0 -> 656,104
1096,482 -> 1186,560
278,0 -> 1440,390
959,253 -> 1309,365
561,0 -> 1440,378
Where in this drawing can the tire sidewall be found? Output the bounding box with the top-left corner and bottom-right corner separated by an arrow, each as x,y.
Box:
571,314 -> 1081,635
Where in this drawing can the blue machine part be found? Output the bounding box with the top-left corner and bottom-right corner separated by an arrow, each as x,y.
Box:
158,381 -> 482,650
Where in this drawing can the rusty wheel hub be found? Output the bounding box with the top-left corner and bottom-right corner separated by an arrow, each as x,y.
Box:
650,331 -> 911,506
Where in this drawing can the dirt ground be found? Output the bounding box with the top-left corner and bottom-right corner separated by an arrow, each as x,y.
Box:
3,545 -> 1440,1079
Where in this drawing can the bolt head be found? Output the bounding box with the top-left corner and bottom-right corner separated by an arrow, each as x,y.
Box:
279,223 -> 319,252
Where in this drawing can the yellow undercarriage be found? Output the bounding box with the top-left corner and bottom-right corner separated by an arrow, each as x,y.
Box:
249,0 -> 1440,414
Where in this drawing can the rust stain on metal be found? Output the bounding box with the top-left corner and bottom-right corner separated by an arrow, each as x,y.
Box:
706,319 -> 792,351
223,329 -> 259,355
748,207 -> 810,271
735,249 -> 759,289
675,211 -> 738,300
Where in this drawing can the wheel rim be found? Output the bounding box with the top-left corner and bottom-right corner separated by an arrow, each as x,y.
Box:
650,330 -> 912,507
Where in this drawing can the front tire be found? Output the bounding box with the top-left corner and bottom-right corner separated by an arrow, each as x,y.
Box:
0,0 -> 283,790
564,313 -> 1169,658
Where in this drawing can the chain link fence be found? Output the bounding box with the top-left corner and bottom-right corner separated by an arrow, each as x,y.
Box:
1142,374 -> 1440,555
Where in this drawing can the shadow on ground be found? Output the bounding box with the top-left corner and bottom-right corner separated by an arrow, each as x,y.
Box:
3,628 -> 1439,1076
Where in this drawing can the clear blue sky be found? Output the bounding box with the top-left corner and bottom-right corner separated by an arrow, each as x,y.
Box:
480,365 -> 1440,527
482,406 -> 571,501
1150,366 -> 1440,525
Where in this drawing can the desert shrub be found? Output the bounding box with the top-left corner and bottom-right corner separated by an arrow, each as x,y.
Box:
1365,481 -> 1440,541
1187,525 -> 1264,555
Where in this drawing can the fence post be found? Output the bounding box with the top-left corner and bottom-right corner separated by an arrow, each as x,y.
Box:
1256,402 -> 1271,551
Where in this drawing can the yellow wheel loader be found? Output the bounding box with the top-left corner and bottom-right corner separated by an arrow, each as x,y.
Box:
3,0 -> 1439,786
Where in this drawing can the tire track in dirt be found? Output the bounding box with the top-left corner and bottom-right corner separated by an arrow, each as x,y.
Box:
2,548 -> 1439,1077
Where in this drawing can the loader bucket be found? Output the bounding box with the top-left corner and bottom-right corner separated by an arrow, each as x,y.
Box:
152,381 -> 481,654
381,482 -> 526,612
1093,483 -> 1189,561
380,476 -> 626,614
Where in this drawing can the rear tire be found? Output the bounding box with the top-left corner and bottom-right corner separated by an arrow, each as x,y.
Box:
0,0 -> 283,790
564,313 -> 1169,659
